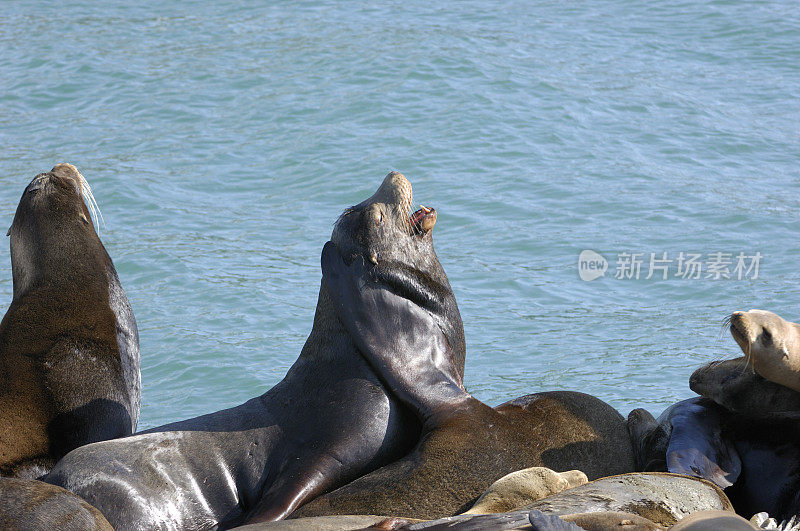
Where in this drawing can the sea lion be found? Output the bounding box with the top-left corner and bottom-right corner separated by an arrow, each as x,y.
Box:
393,510 -> 660,530
670,510 -> 758,530
523,473 -> 734,528
287,242 -> 636,521
627,398 -> 741,489
728,310 -> 800,393
0,163 -> 139,478
0,476 -> 112,531
629,391 -> 800,521
723,432 -> 800,522
403,510 -> 584,530
463,467 -> 588,514
561,511 -> 663,530
689,357 -> 800,421
46,172 -> 466,529
233,515 -> 425,531
627,407 -> 670,472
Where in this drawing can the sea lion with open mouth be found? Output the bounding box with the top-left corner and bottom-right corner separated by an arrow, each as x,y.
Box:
286,207 -> 636,521
46,172 -> 465,529
0,163 -> 140,478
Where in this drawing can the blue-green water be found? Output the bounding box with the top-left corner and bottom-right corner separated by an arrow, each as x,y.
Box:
1,2 -> 798,430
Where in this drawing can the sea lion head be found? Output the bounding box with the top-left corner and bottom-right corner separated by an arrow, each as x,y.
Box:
689,356 -> 800,420
728,309 -> 800,392
330,171 -> 466,377
7,163 -> 105,299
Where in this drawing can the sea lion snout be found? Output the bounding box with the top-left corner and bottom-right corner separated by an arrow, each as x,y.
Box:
729,311 -> 753,344
49,163 -> 86,194
23,165 -> 83,199
25,174 -> 47,194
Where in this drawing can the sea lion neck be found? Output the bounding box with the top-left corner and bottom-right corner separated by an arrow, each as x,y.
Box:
295,285 -> 357,365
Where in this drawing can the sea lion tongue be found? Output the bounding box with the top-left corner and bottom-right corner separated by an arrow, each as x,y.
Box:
410,205 -> 437,234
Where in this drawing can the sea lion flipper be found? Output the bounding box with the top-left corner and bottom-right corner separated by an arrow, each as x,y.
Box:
321,241 -> 468,421
664,399 -> 742,488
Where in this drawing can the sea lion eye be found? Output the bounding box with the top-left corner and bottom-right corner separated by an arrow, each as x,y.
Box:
762,328 -> 773,344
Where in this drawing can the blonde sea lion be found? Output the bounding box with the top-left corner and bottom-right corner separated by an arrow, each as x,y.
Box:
728,309 -> 800,393
463,467 -> 588,515
670,510 -> 758,530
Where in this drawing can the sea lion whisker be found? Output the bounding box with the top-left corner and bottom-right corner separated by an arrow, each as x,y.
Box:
718,315 -> 732,340
740,343 -> 755,375
74,170 -> 105,233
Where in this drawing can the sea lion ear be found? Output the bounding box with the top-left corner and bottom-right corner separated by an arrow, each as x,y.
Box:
6,227 -> 10,237
321,241 -> 370,287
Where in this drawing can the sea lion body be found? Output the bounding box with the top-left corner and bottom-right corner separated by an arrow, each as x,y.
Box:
288,243 -> 636,521
0,476 -> 112,531
561,511 -> 663,530
47,360 -> 416,529
670,510 -> 758,530
628,398 -> 742,489
383,474 -> 727,529
689,357 -> 800,421
463,466 -> 587,515
524,473 -> 733,528
632,370 -> 800,521
47,172 -> 465,529
0,164 -> 139,478
724,427 -> 800,521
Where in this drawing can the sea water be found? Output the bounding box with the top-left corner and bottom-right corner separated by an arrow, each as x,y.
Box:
1,1 -> 798,429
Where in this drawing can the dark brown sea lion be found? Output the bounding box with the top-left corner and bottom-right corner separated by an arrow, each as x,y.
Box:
287,241 -> 636,521
0,476 -> 112,531
627,398 -> 742,489
690,359 -> 800,421
628,391 -> 800,521
0,163 -> 139,478
46,172 -> 465,529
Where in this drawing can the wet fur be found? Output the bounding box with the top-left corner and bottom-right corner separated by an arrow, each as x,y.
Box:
293,243 -> 635,520
0,164 -> 139,477
47,172 -> 465,529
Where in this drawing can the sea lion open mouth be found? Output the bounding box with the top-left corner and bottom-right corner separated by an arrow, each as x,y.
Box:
410,205 -> 437,235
